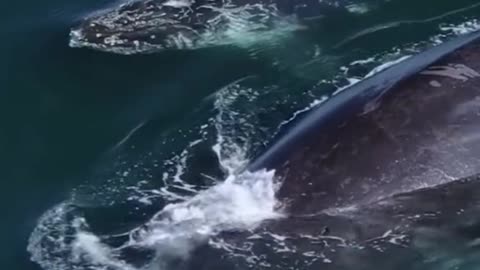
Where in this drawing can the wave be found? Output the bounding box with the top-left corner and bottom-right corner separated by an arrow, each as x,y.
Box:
28,75 -> 283,270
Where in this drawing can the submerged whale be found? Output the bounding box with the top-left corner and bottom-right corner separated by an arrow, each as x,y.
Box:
31,10 -> 480,270
69,0 -> 343,54
210,30 -> 480,268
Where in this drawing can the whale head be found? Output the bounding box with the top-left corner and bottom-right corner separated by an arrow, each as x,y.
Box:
69,0 -> 205,54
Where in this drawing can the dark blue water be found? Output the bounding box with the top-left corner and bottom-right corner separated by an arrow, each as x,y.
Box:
2,0 -> 480,269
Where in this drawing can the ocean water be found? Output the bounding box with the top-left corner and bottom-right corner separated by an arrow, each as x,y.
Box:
2,0 -> 480,269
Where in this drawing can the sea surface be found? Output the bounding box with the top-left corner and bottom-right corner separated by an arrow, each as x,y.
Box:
2,0 -> 480,269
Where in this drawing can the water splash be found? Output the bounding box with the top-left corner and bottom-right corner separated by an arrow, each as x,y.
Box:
28,76 -> 283,270
70,2 -> 301,54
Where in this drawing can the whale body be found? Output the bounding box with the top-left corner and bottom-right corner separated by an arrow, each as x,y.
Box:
206,30 -> 480,269
250,30 -> 480,209
69,0 -> 346,54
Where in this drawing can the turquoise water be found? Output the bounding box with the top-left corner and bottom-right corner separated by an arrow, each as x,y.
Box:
2,0 -> 480,269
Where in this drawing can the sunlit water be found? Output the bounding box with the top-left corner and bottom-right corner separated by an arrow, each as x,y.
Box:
2,0 -> 480,270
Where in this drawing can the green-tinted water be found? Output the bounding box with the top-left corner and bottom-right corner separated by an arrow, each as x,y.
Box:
1,0 -> 480,269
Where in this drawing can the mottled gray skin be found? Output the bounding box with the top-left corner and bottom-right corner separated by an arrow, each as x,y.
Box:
70,0 -> 344,54
275,36 -> 480,215
213,175 -> 480,270
208,33 -> 480,269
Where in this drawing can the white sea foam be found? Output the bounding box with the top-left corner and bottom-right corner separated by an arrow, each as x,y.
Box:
29,171 -> 280,270
345,3 -> 371,14
364,55 -> 412,78
439,19 -> 480,35
130,169 -> 281,250
28,77 -> 283,270
72,230 -> 136,270
195,4 -> 301,50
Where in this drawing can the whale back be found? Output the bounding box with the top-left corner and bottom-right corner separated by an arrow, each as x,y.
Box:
69,0 -> 353,53
246,31 -> 480,215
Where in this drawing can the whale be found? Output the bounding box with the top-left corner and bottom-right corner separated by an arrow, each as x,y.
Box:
202,29 -> 480,269
248,29 -> 480,213
29,26 -> 480,270
69,0 -> 346,54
